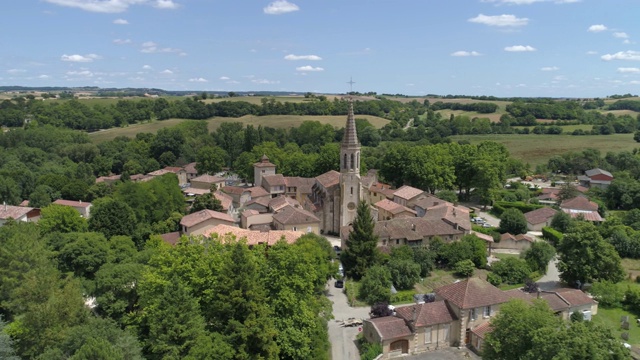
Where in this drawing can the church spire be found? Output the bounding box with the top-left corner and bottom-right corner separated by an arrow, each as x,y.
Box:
342,97 -> 359,147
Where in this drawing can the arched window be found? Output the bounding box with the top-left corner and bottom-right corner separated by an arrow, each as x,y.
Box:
343,153 -> 347,169
357,152 -> 360,170
351,153 -> 355,170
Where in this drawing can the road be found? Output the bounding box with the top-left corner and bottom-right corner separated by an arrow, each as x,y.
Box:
538,257 -> 561,290
326,278 -> 371,360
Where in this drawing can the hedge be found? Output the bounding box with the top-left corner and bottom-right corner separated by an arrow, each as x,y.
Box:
542,226 -> 563,246
492,201 -> 545,216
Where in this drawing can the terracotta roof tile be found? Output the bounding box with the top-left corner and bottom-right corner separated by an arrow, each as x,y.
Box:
221,186 -> 249,195
423,204 -> 471,231
435,278 -> 510,309
560,196 -> 598,211
192,174 -> 226,184
184,162 -> 197,174
374,217 -> 464,241
369,182 -> 396,199
0,205 -> 34,220
247,186 -> 270,198
269,196 -> 300,212
284,177 -> 315,194
374,199 -> 416,215
395,301 -> 457,327
414,194 -> 452,210
524,207 -> 557,225
273,206 -> 320,225
470,322 -> 493,340
245,196 -> 271,209
365,316 -> 412,342
554,288 -> 596,307
213,191 -> 233,211
160,231 -> 182,246
253,155 -> 276,168
147,169 -> 172,176
262,174 -> 286,187
562,209 -> 603,222
393,185 -> 424,201
470,231 -> 494,243
202,224 -> 303,246
315,170 -> 340,189
180,210 -> 235,227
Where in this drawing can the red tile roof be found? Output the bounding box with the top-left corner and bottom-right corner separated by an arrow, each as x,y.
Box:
395,301 -> 457,327
435,278 -> 510,310
374,217 -> 464,241
221,186 -> 249,195
562,209 -> 603,222
273,206 -> 320,225
374,199 -> 416,215
179,210 -> 235,227
269,196 -> 300,212
184,162 -> 197,174
202,224 -> 303,246
160,231 -> 182,246
524,207 -> 557,225
253,154 -> 276,168
560,196 -> 598,211
470,322 -> 493,340
393,185 -> 424,201
247,186 -> 270,198
365,316 -> 412,341
262,174 -> 286,187
213,191 -> 233,211
284,176 -> 315,194
369,182 -> 396,199
315,170 -> 340,189
0,205 -> 34,220
192,174 -> 226,184
423,203 -> 471,231
53,199 -> 92,208
470,231 -> 494,243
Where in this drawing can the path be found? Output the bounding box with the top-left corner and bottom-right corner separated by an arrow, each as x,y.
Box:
538,257 -> 561,290
326,279 -> 371,360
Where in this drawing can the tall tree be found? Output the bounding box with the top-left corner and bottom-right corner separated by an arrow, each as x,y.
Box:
189,193 -> 223,213
89,198 -> 137,239
557,222 -> 625,287
39,204 -> 88,234
0,316 -> 19,360
522,241 -> 556,274
195,146 -> 228,175
341,202 -> 379,280
499,208 -> 528,235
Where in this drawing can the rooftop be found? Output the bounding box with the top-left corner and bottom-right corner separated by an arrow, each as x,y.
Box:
560,196 -> 599,211
0,204 -> 34,220
395,300 -> 457,327
365,316 -> 412,342
315,170 -> 340,189
202,224 -> 304,246
53,199 -> 92,208
524,207 -> 557,225
393,185 -> 424,201
273,205 -> 320,225
435,278 -> 510,310
179,209 -> 236,227
191,174 -> 226,184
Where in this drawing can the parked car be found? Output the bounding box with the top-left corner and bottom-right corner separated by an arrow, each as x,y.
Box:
482,223 -> 492,228
335,280 -> 344,288
333,245 -> 341,255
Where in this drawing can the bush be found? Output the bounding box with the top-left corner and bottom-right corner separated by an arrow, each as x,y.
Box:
491,257 -> 532,284
386,259 -> 421,291
454,259 -> 475,277
590,281 -> 624,308
542,227 -> 563,246
358,335 -> 383,360
487,272 -> 502,286
492,201 -> 544,216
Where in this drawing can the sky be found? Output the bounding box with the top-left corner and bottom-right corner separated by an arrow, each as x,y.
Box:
1,0 -> 640,98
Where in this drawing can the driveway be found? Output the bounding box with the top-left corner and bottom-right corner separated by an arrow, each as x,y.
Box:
326,279 -> 371,360
538,257 -> 561,290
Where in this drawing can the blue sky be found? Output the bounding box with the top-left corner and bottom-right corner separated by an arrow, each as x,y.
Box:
2,0 -> 640,97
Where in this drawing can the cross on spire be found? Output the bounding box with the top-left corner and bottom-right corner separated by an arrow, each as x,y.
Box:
347,77 -> 355,93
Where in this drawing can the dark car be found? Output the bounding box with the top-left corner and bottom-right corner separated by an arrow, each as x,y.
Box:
334,280 -> 344,288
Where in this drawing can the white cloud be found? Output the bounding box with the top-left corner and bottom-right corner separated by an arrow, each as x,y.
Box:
38,74 -> 51,79
226,80 -> 240,84
630,80 -> 640,85
541,66 -> 559,71
263,0 -> 299,15
189,77 -> 208,82
468,14 -> 529,27
251,79 -> 280,84
451,50 -> 482,57
7,69 -> 26,74
601,51 -> 640,61
113,18 -> 128,24
588,24 -> 607,32
141,41 -> 181,54
66,70 -> 93,77
618,67 -> 640,73
284,54 -> 322,61
586,50 -> 598,55
504,45 -> 536,52
154,0 -> 178,9
61,53 -> 101,62
160,69 -> 173,74
614,32 -> 629,39
113,38 -> 132,45
142,65 -> 152,69
44,0 -> 179,13
219,76 -> 230,80
624,39 -> 632,44
296,66 -> 324,72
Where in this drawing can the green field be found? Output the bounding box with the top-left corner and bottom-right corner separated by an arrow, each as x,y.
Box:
593,307 -> 640,346
88,114 -> 391,143
451,133 -> 639,168
511,124 -> 593,132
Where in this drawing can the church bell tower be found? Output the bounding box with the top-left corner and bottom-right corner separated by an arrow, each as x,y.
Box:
340,97 -> 361,227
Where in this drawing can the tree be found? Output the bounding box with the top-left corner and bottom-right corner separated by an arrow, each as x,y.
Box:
195,146 -> 228,175
454,259 -> 475,277
550,210 -> 572,233
341,202 -> 379,280
522,241 -> 556,274
412,246 -> 435,277
0,316 -> 19,360
370,302 -> 393,318
28,184 -> 58,208
190,193 -> 223,213
557,222 -> 625,287
358,265 -> 391,305
0,176 -> 21,205
386,259 -> 420,290
499,208 -> 528,235
557,183 -> 579,202
39,204 -> 88,234
57,232 -> 110,280
89,199 -> 137,239
491,257 -> 532,284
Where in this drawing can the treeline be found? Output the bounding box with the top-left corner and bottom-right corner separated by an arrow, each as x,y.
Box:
609,99 -> 640,112
429,101 -> 498,113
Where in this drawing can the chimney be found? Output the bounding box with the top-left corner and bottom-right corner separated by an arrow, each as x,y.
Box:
412,223 -> 416,231
3,201 -> 6,211
412,306 -> 417,323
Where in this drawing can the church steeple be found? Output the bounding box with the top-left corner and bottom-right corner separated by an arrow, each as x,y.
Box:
340,97 -> 361,174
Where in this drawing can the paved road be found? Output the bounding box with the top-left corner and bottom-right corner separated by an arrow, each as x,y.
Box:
538,257 -> 561,290
326,279 -> 371,360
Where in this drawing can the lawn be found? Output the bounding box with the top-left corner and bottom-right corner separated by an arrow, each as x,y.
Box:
593,307 -> 640,346
88,114 -> 391,143
450,133 -> 639,168
415,268 -> 489,293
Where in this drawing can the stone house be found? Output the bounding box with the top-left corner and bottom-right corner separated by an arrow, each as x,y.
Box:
253,155 -> 276,186
495,233 -> 534,251
221,186 -> 253,208
261,174 -> 286,197
272,205 -> 320,234
0,204 -> 40,226
392,185 -> 424,207
524,207 -> 557,231
179,209 -> 236,236
191,174 -> 226,190
184,162 -> 198,181
202,224 -> 304,246
413,194 -> 453,218
52,199 -> 92,218
366,182 -> 395,204
560,196 -> 603,222
240,209 -> 273,230
374,199 -> 416,221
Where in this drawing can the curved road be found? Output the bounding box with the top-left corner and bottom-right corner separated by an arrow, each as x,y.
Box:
326,279 -> 371,360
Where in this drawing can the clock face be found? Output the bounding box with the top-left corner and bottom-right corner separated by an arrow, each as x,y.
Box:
347,202 -> 356,210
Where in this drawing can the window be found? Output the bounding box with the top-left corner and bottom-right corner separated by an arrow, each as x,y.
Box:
484,306 -> 491,318
396,239 -> 400,245
350,187 -> 353,195
343,154 -> 347,169
293,226 -> 297,231
424,327 -> 432,344
442,324 -> 450,341
351,153 -> 355,169
470,308 -> 477,321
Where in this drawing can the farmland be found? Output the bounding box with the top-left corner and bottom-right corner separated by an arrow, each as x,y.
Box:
89,114 -> 391,143
451,133 -> 639,168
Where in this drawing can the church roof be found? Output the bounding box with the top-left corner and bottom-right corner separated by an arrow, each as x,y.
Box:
254,154 -> 276,168
315,170 -> 341,189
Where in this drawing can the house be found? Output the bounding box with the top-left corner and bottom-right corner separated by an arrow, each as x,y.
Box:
560,196 -> 603,222
246,186 -> 270,200
504,288 -> 598,321
179,209 -> 236,236
524,207 -> 557,231
269,196 -> 300,213
221,186 -> 252,208
495,233 -> 535,251
283,176 -> 315,204
423,203 -> 471,233
363,217 -> 466,248
413,194 -> 453,217
578,168 -> 613,189
52,199 -> 92,218
537,188 -> 560,204
96,174 -> 121,185
261,174 -> 286,197
272,205 -> 320,234
184,162 -> 198,181
253,154 -> 276,186
240,209 -> 273,230
366,182 -> 396,204
160,231 -> 182,246
392,185 -> 424,207
363,317 -> 413,358
374,199 -> 416,221
190,174 -> 226,190
0,204 -> 40,226
202,224 -> 304,246
244,196 -> 271,213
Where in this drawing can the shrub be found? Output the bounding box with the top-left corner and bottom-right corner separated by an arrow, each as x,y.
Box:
454,259 -> 475,277
491,257 -> 532,284
487,272 -> 502,286
492,201 -> 544,216
358,335 -> 382,360
590,281 -> 624,308
542,227 -> 563,246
